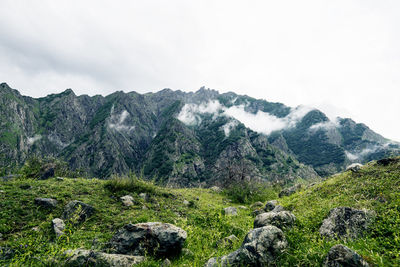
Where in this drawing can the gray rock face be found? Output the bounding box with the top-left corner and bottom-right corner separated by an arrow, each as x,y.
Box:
64,249 -> 145,266
264,200 -> 278,212
52,218 -> 65,237
254,211 -> 296,229
62,201 -> 95,223
324,244 -> 369,267
223,207 -> 238,216
34,198 -> 58,208
279,184 -> 302,197
319,207 -> 375,239
205,225 -> 287,267
346,163 -> 363,172
120,195 -> 134,206
109,222 -> 187,257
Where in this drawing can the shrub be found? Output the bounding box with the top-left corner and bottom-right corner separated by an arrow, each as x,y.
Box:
104,172 -> 158,195
223,180 -> 278,204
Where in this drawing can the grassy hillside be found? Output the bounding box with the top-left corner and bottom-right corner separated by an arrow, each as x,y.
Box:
1,157 -> 399,266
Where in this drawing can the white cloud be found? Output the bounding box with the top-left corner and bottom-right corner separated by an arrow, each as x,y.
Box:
222,120 -> 239,136
309,117 -> 340,131
177,100 -> 222,125
27,134 -> 42,145
108,108 -> 135,132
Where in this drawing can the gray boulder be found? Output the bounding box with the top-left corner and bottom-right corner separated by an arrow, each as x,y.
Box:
320,207 -> 375,239
254,211 -> 296,229
264,200 -> 278,212
279,184 -> 302,197
120,195 -> 134,207
324,244 -> 369,266
52,218 -> 65,238
223,207 -> 238,216
62,201 -> 95,224
64,249 -> 145,266
346,163 -> 363,172
205,225 -> 287,267
250,201 -> 264,210
35,198 -> 58,208
109,222 -> 187,257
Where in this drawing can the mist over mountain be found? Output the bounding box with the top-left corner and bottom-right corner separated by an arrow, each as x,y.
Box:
1,82 -> 398,185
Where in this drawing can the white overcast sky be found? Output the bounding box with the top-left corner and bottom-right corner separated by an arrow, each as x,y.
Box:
0,0 -> 399,141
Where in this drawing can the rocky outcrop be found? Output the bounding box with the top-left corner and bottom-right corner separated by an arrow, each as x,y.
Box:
64,249 -> 145,266
320,207 -> 375,239
62,201 -> 95,224
346,163 -> 363,172
52,218 -> 65,238
205,225 -> 287,267
264,200 -> 278,212
120,195 -> 134,207
254,211 -> 296,229
223,207 -> 238,216
109,222 -> 187,257
279,184 -> 302,197
324,244 -> 369,267
34,198 -> 58,209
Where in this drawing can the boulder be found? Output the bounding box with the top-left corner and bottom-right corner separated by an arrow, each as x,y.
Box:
34,198 -> 58,209
250,201 -> 264,210
216,235 -> 239,248
279,184 -> 302,197
319,207 -> 375,239
120,195 -> 134,207
52,218 -> 65,237
62,201 -> 95,224
237,206 -> 247,210
39,163 -> 55,180
346,163 -> 363,172
205,225 -> 287,267
183,200 -> 190,206
272,205 -> 285,212
254,211 -> 296,229
324,244 -> 369,267
223,207 -> 238,216
109,222 -> 187,257
161,258 -> 172,267
64,249 -> 145,266
264,200 -> 278,212
377,157 -> 399,166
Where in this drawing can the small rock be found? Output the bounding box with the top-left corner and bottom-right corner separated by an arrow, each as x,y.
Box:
319,207 -> 375,239
250,201 -> 264,210
139,192 -> 149,202
64,249 -> 145,266
238,206 -> 247,210
56,177 -> 64,181
181,248 -> 194,258
210,186 -> 221,193
324,244 -> 369,267
34,198 -> 58,209
252,208 -> 265,216
279,184 -> 302,197
19,184 -> 32,190
120,195 -> 134,206
62,200 -> 95,224
161,258 -> 172,267
216,235 -> 239,248
142,205 -> 148,210
0,190 -> 5,194
223,207 -> 238,216
264,200 -> 278,212
254,211 -> 296,229
109,222 -> 187,257
205,225 -> 287,267
183,200 -> 190,206
346,163 -> 363,172
52,218 -> 65,237
31,226 -> 40,232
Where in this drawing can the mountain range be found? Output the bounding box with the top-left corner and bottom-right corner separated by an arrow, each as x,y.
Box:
1,82 -> 398,186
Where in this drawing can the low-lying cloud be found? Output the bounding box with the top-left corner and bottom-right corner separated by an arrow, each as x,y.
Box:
177,100 -> 314,135
27,134 -> 42,145
108,107 -> 135,132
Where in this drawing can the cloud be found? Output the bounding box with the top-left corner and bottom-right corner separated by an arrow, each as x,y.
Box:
108,108 -> 135,132
309,117 -> 340,131
221,120 -> 239,136
177,100 -> 314,135
27,134 -> 42,145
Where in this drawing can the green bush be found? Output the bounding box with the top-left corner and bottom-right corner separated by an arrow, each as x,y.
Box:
223,180 -> 278,204
105,172 -> 158,195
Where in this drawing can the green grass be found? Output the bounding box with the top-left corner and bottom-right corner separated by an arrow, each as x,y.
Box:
1,158 -> 399,266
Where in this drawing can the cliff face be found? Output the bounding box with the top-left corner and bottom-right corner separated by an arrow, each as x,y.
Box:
1,83 -> 398,184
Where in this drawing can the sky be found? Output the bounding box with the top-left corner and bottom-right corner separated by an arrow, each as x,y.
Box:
0,0 -> 399,141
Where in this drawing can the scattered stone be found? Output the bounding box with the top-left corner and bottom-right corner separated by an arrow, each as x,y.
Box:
109,222 -> 187,257
0,246 -> 15,260
34,198 -> 58,209
139,193 -> 149,202
161,258 -> 172,267
31,226 -> 40,232
279,184 -> 302,197
250,201 -> 264,210
64,249 -> 145,266
252,208 -> 265,216
0,190 -> 5,194
56,177 -> 64,181
377,157 -> 399,166
62,200 -> 95,224
19,184 -> 32,190
272,205 -> 285,212
346,163 -> 363,172
205,225 -> 287,267
216,235 -> 239,248
120,195 -> 134,207
238,206 -> 247,210
39,163 -> 56,180
324,244 -> 369,267
264,200 -> 278,212
181,248 -> 194,258
319,207 -> 375,239
142,205 -> 148,210
183,200 -> 190,206
223,207 -> 238,216
210,186 -> 221,193
254,211 -> 296,229
52,218 -> 66,237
